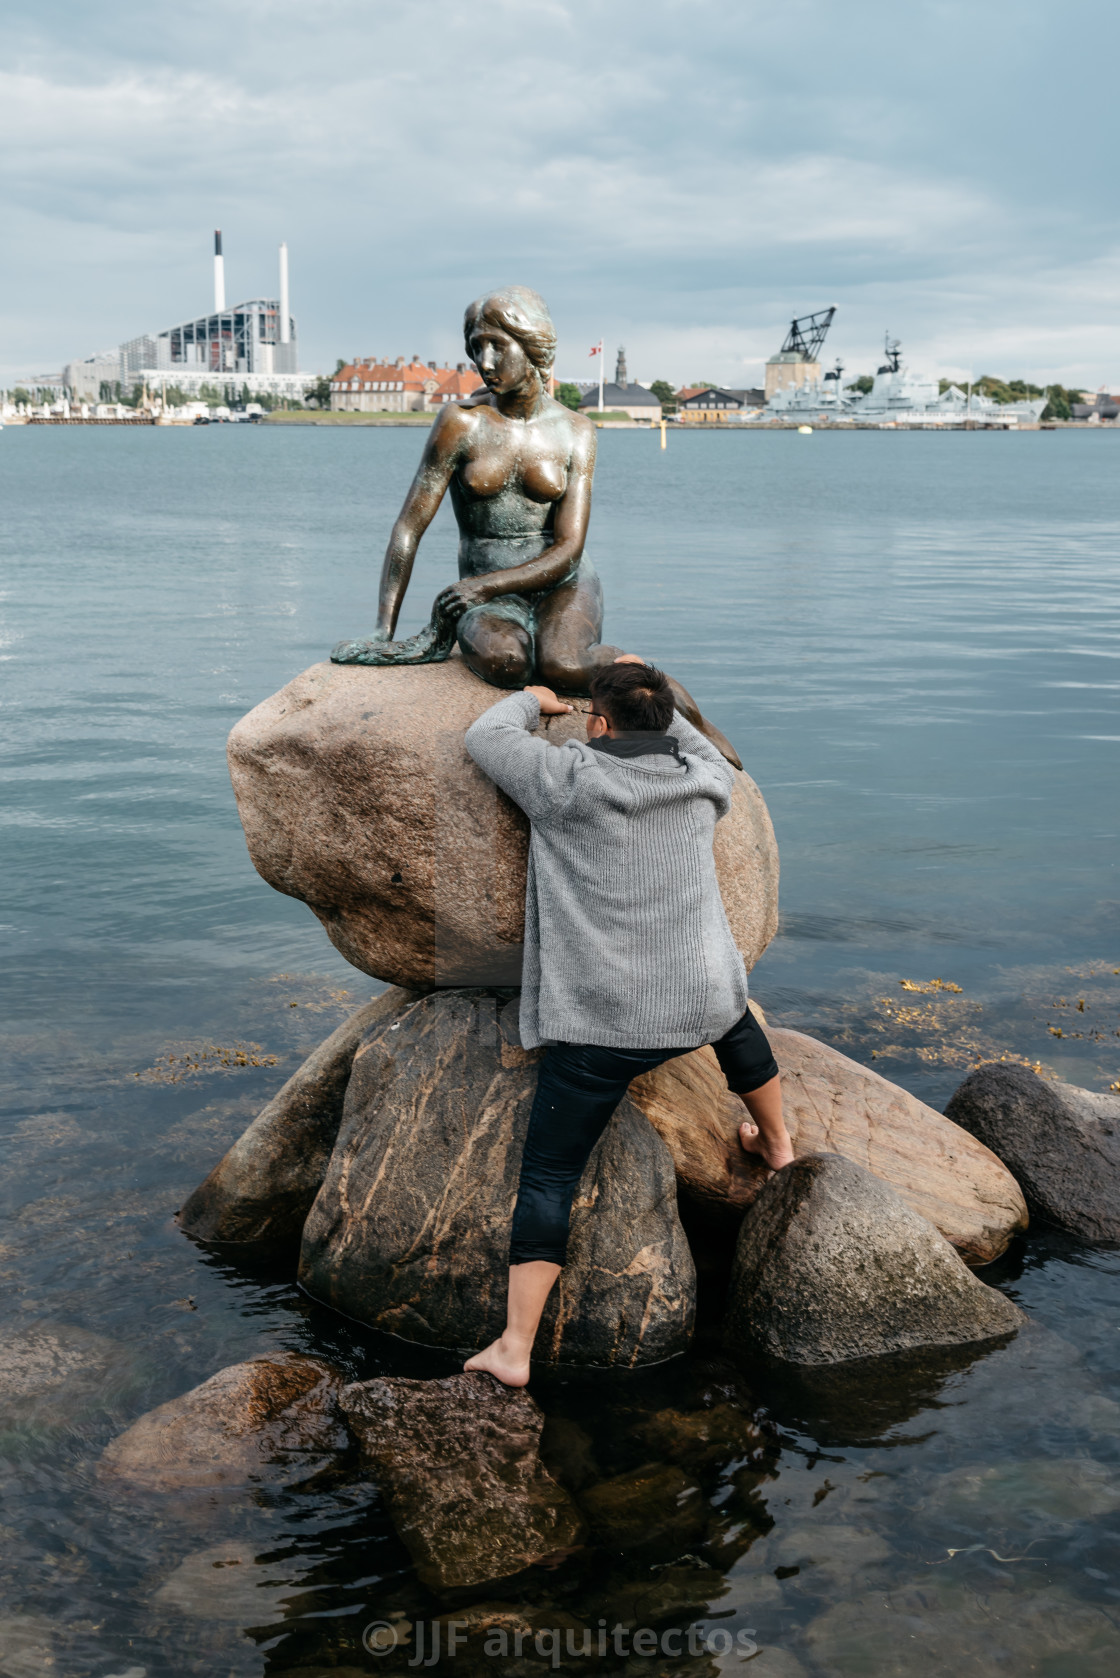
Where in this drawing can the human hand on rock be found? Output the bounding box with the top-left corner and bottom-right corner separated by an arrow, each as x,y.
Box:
525,685 -> 574,715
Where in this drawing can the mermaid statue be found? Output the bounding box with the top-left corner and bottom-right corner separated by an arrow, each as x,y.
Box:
331,285 -> 740,767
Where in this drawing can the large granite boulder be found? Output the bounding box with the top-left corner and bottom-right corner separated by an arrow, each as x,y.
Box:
178,986 -> 424,1247
724,1153 -> 1025,1366
299,989 -> 696,1369
945,1061 -> 1120,1242
226,657 -> 778,988
630,1025 -> 1027,1263
339,1373 -> 584,1592
98,1353 -> 346,1492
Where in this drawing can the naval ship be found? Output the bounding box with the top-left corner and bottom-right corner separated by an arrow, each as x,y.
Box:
766,334 -> 1048,427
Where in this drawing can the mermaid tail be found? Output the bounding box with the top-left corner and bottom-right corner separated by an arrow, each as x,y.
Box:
331,603 -> 458,667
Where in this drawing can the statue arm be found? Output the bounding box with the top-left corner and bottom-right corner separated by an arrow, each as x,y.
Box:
375,411 -> 463,637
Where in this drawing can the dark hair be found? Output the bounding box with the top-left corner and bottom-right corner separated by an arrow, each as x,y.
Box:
588,662 -> 675,732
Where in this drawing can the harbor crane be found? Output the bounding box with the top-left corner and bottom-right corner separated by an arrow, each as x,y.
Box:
779,307 -> 836,361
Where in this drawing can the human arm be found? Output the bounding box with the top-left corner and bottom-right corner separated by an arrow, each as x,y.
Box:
464,692 -> 581,821
667,711 -> 737,802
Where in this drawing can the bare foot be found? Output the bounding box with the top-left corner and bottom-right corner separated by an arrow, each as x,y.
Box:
464,1336 -> 531,1388
738,1118 -> 795,1172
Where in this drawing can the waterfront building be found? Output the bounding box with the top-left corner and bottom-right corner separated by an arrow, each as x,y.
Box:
764,308 -> 836,399
63,351 -> 121,401
677,386 -> 764,421
578,348 -> 662,420
329,359 -> 483,413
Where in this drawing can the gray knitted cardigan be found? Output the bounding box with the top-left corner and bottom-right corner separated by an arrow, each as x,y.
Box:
464,691 -> 749,1050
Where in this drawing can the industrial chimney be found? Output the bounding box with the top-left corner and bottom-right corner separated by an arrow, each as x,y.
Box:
279,242 -> 290,345
213,230 -> 226,313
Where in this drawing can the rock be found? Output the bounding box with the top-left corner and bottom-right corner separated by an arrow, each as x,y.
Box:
630,1026 -> 1028,1263
339,1373 -> 585,1592
226,658 -> 778,988
178,987 -> 423,1246
918,1455 -> 1120,1529
803,1579 -> 1120,1678
631,1402 -> 769,1475
0,1616 -> 56,1678
0,1323 -> 145,1438
299,989 -> 695,1369
944,1061 -> 1120,1242
98,1353 -> 346,1492
423,1604 -> 592,1674
539,1415 -> 600,1491
584,1561 -> 728,1629
578,1462 -> 707,1553
756,1520 -> 892,1592
151,1539 -> 313,1623
724,1154 -> 1025,1366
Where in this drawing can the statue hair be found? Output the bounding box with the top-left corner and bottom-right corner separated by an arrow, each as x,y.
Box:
464,287 -> 556,383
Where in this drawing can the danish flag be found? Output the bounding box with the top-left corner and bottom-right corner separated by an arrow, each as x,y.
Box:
589,340 -> 603,357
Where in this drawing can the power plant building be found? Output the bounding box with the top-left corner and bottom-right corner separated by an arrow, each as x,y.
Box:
67,232 -> 310,400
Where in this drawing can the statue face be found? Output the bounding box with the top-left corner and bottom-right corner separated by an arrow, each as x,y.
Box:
468,323 -> 536,396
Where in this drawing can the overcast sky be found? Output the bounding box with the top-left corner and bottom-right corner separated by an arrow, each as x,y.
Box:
3,0 -> 1117,389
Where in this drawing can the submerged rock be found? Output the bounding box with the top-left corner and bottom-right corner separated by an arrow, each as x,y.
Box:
178,986 -> 423,1246
631,1026 -> 1028,1263
724,1153 -> 1025,1366
226,658 -> 778,988
299,989 -> 695,1369
0,1322 -> 145,1437
944,1061 -> 1120,1242
99,1353 -> 346,1492
339,1373 -> 585,1592
578,1462 -> 707,1554
803,1578 -> 1120,1678
151,1539 -> 313,1623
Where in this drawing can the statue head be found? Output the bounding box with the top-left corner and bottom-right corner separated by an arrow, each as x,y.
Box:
464,286 -> 556,396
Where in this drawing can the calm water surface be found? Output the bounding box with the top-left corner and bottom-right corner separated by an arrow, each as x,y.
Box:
1,425 -> 1118,1675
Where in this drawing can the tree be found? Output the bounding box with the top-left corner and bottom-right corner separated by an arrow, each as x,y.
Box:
1040,384 -> 1085,422
650,379 -> 676,412
305,374 -> 332,408
846,374 -> 874,394
12,386 -> 31,406
554,382 -> 582,411
240,382 -> 252,409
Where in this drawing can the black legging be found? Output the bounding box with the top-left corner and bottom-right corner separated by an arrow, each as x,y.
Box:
509,1008 -> 779,1266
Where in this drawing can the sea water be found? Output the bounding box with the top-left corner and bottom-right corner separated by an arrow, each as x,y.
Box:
1,424 -> 1118,1674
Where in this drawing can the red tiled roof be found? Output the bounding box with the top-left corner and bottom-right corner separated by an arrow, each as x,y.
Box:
330,358 -> 440,392
676,386 -> 705,401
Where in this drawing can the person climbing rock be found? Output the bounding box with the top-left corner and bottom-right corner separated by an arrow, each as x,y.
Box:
462,656 -> 793,1386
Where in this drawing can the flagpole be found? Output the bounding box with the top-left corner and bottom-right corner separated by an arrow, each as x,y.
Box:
598,340 -> 604,413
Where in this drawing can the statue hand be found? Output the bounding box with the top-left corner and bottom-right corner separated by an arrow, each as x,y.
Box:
435,577 -> 495,621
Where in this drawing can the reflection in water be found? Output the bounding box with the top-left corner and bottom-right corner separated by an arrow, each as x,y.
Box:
1,428 -> 1119,1672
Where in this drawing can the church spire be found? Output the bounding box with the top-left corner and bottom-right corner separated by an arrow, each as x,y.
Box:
615,346 -> 628,389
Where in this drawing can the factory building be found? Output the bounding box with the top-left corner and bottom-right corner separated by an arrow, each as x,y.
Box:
64,233 -> 310,401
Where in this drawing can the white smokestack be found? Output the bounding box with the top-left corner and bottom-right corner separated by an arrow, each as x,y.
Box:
279,242 -> 290,344
213,229 -> 226,313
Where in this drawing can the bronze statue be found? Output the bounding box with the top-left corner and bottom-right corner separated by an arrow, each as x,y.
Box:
331,286 -> 740,765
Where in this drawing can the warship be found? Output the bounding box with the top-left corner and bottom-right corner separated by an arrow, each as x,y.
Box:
765,332 -> 1047,427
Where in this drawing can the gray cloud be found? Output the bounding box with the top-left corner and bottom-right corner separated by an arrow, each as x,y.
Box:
3,0 -> 1117,386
